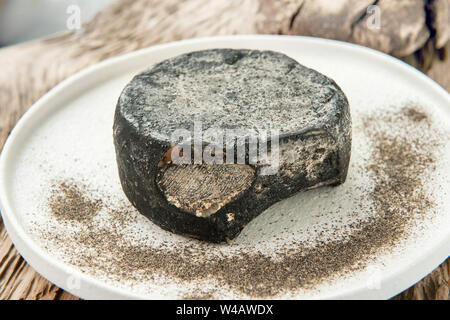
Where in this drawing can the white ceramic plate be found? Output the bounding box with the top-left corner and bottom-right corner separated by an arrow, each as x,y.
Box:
0,35 -> 449,300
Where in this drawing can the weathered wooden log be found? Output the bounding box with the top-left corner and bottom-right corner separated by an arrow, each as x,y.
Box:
258,0 -> 449,67
0,0 -> 448,299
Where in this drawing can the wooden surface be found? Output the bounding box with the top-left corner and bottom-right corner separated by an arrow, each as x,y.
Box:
0,0 -> 449,300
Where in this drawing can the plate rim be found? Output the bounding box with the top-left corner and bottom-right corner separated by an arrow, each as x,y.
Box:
0,34 -> 449,300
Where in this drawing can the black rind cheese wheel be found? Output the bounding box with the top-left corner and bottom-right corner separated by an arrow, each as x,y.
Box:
113,49 -> 351,243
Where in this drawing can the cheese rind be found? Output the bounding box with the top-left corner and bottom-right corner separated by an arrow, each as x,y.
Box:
113,49 -> 351,242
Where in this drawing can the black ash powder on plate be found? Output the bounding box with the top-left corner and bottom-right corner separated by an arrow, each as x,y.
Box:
40,105 -> 445,299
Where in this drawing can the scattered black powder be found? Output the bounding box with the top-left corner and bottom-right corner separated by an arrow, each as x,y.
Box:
402,106 -> 429,123
45,105 -> 442,298
48,182 -> 102,223
183,292 -> 216,300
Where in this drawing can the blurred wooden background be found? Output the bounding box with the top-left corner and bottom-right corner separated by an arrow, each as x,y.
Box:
0,0 -> 449,299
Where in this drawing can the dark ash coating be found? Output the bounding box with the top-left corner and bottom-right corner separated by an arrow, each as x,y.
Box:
113,49 -> 351,242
